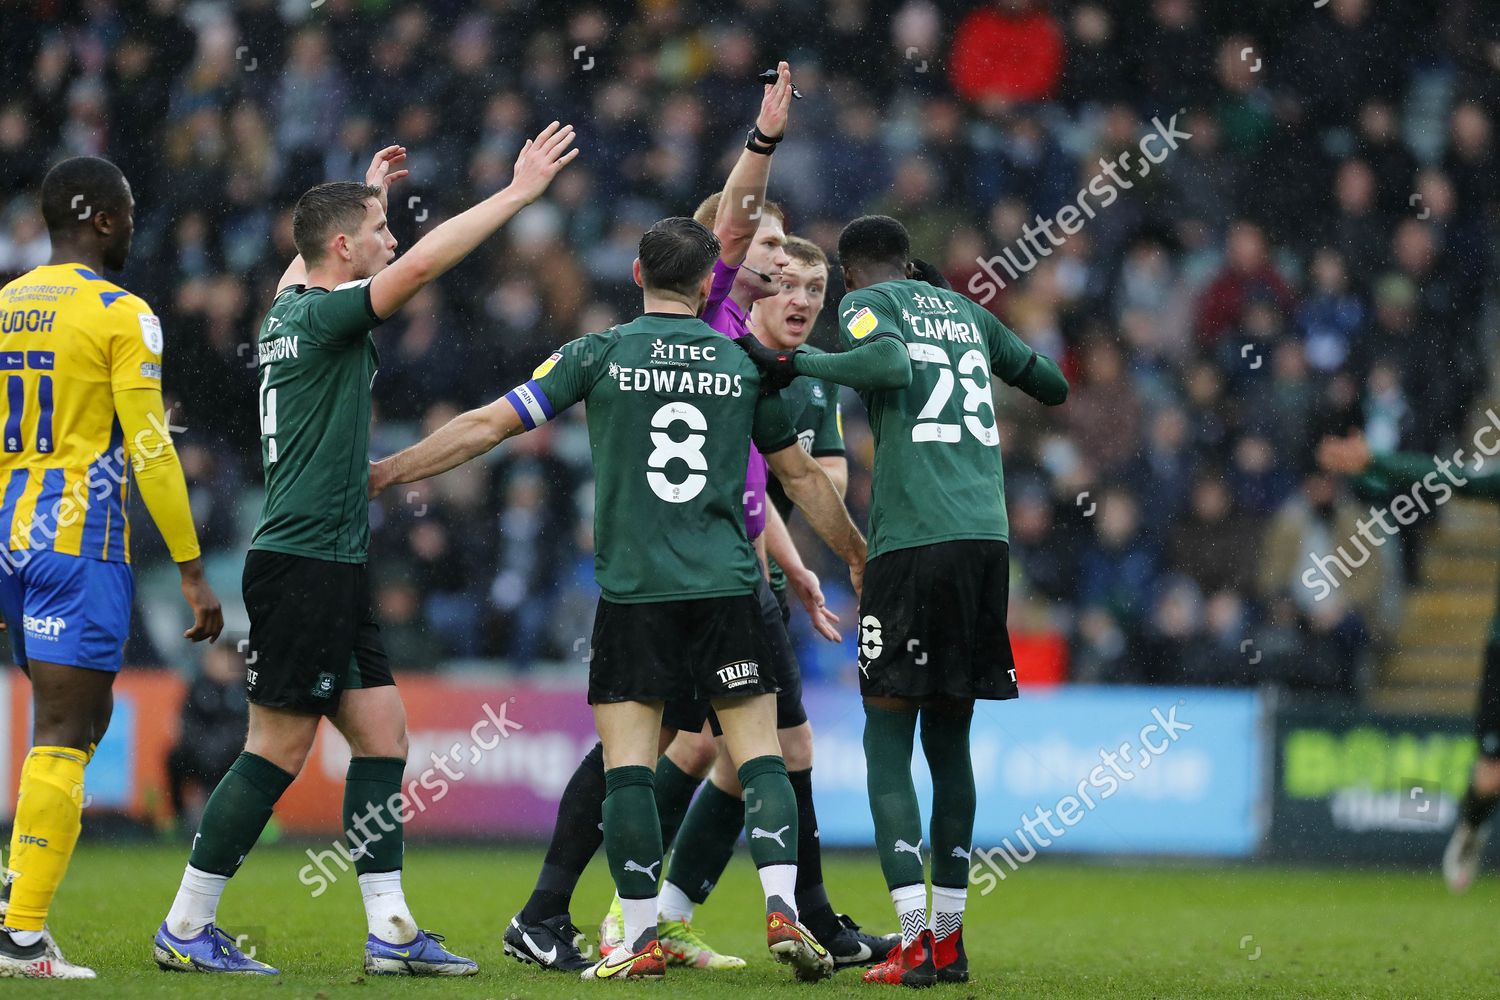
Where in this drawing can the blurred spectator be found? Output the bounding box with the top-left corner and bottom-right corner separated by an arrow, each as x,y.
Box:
166,642 -> 248,832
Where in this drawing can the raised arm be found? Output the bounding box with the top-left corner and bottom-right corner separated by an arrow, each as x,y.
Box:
714,62 -> 792,267
368,123 -> 578,319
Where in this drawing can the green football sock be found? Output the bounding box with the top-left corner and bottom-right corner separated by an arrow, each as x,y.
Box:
188,752 -> 295,877
603,766 -> 663,900
344,757 -> 406,875
664,779 -> 744,903
739,755 -> 797,868
864,705 -> 924,890
920,709 -> 976,888
654,754 -> 704,852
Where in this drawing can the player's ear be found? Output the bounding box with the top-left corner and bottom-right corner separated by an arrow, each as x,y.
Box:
631,258 -> 643,289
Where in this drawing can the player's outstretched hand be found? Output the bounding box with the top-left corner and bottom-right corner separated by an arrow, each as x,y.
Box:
910,257 -> 951,290
365,145 -> 409,207
736,335 -> 798,394
179,561 -> 224,643
1316,433 -> 1372,475
786,565 -> 841,642
508,122 -> 580,205
757,61 -> 793,140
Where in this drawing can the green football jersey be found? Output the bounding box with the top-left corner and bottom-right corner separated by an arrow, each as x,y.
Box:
249,279 -> 381,564
767,349 -> 845,522
765,354 -> 845,592
512,314 -> 796,603
837,278 -> 1036,559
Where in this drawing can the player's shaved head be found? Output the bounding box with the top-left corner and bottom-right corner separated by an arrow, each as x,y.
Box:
40,156 -> 130,235
293,181 -> 383,264
638,217 -> 721,297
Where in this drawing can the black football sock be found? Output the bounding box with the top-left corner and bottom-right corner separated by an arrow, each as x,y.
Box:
654,754 -> 704,852
521,741 -> 605,924
1459,784 -> 1500,828
788,767 -> 837,938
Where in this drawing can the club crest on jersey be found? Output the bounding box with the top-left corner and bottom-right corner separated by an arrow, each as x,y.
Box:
846,307 -> 877,340
314,672 -> 335,697
139,313 -> 163,354
716,660 -> 760,689
532,352 -> 562,379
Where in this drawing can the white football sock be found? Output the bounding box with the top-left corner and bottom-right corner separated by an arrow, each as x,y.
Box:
931,884 -> 966,939
658,881 -> 695,923
620,895 -> 658,950
359,871 -> 418,944
891,883 -> 927,946
757,863 -> 798,915
166,865 -> 228,939
5,929 -> 42,946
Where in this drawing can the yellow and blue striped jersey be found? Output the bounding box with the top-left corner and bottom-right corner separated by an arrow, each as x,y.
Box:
0,263 -> 168,562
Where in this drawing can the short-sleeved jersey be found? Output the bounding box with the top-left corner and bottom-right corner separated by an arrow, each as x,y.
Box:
837,278 -> 1036,559
249,280 -> 381,564
0,263 -> 168,562
506,313 -> 796,604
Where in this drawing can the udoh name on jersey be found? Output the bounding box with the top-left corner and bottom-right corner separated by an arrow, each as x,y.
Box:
0,309 -> 57,333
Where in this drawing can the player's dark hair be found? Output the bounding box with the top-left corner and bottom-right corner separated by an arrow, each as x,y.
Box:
837,214 -> 910,271
638,217 -> 722,297
39,156 -> 130,235
292,181 -> 383,263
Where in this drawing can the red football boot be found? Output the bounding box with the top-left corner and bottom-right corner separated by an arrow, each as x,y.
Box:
932,927 -> 968,983
862,929 -> 936,987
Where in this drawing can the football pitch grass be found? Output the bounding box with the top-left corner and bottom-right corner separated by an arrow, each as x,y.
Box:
20,843 -> 1500,997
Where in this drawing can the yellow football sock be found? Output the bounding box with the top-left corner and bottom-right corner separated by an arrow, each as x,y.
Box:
5,746 -> 87,931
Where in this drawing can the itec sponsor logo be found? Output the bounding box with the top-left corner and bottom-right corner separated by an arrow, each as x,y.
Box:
23,614 -> 65,639
716,660 -> 760,690
650,338 -> 717,364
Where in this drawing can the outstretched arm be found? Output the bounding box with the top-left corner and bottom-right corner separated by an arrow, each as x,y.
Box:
714,62 -> 793,267
370,397 -> 524,496
368,123 -> 578,319
765,443 -> 866,595
763,503 -> 842,641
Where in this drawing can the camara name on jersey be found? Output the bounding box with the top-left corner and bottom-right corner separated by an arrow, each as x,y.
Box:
906,313 -> 980,344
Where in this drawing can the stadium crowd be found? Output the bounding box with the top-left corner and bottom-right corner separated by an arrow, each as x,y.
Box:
2,0 -> 1497,695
